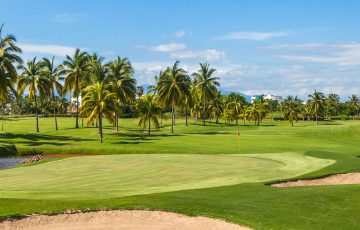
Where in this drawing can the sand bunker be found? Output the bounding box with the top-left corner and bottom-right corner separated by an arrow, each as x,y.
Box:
272,172 -> 360,187
0,210 -> 251,230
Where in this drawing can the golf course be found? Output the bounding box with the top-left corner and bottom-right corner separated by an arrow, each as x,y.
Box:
1,2 -> 360,227
0,117 -> 359,229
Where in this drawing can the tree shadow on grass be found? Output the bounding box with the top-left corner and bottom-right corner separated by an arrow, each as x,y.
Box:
108,129 -> 182,145
188,131 -> 231,135
0,133 -> 94,143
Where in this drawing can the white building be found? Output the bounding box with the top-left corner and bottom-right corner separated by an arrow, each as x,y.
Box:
251,94 -> 283,104
70,95 -> 82,106
4,103 -> 12,114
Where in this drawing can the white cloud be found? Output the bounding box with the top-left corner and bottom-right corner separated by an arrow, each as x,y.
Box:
171,49 -> 226,60
272,42 -> 360,65
174,30 -> 186,37
150,43 -> 186,52
215,31 -> 288,41
54,13 -> 82,23
19,43 -> 77,57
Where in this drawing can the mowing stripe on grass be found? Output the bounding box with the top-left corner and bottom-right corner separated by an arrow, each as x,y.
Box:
0,153 -> 334,200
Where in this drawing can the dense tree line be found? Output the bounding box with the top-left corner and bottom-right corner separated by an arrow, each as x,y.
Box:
1,25 -> 359,141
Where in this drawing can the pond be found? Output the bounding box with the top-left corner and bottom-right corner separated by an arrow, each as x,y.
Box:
0,157 -> 27,170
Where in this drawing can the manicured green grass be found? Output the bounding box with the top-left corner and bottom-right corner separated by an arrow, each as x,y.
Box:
0,117 -> 359,229
0,153 -> 334,199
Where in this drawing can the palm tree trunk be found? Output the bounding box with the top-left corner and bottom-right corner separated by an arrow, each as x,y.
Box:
1,104 -> 4,131
171,104 -> 174,133
316,113 -> 319,125
116,115 -> 119,132
203,95 -> 206,126
52,92 -> 58,131
82,117 -> 84,127
185,105 -> 188,126
34,94 -> 39,133
75,95 -> 79,128
99,113 -> 103,143
148,117 -> 151,135
216,116 -> 219,124
171,97 -> 175,133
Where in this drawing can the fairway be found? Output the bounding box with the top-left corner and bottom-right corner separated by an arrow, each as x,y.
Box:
0,153 -> 334,200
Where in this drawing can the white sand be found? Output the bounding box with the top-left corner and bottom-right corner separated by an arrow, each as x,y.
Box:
272,172 -> 360,187
0,210 -> 252,230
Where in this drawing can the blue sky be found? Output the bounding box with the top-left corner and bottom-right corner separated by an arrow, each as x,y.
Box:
2,0 -> 360,99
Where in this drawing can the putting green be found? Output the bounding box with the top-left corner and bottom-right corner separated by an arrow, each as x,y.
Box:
0,153 -> 334,200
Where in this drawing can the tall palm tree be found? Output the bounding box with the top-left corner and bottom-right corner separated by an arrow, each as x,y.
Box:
157,60 -> 190,133
325,93 -> 340,119
307,90 -> 325,125
40,57 -> 64,130
108,56 -> 136,132
137,94 -> 162,135
282,96 -> 300,126
18,58 -> 48,132
89,53 -> 109,84
63,48 -> 91,128
193,62 -> 219,126
184,94 -> 193,126
247,101 -> 262,126
80,82 -> 119,143
226,93 -> 243,125
348,94 -> 359,116
0,24 -> 22,130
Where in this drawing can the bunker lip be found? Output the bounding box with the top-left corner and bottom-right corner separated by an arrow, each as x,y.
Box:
271,172 -> 360,187
0,210 -> 252,230
43,153 -> 98,157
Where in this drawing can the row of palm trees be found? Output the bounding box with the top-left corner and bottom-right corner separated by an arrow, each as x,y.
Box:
1,25 -> 360,141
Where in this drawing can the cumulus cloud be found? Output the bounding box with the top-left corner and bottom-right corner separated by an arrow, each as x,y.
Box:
215,31 -> 288,41
19,43 -> 77,57
149,43 -> 186,52
170,49 -> 226,60
270,42 -> 360,65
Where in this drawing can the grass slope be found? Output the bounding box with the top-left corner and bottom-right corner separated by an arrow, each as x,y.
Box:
0,117 -> 359,229
0,153 -> 334,199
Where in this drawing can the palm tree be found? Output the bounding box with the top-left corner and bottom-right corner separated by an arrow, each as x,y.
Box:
63,48 -> 91,128
247,101 -> 262,126
157,60 -> 190,133
192,62 -> 219,126
348,94 -> 359,116
89,53 -> 109,84
136,86 -> 144,99
108,56 -> 136,132
137,94 -> 162,135
226,93 -> 244,125
0,24 -> 22,130
325,93 -> 340,119
282,96 -> 300,126
147,71 -> 161,94
80,82 -> 119,143
185,95 -> 194,126
307,90 -> 325,125
40,57 -> 64,130
191,101 -> 202,124
18,58 -> 48,132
